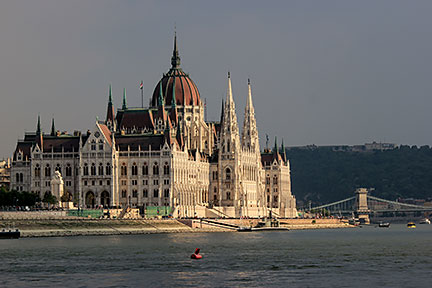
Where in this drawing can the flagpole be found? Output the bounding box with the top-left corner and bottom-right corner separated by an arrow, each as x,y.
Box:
140,81 -> 144,108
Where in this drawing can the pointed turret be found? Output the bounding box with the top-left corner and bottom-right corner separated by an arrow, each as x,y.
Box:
171,31 -> 181,69
220,72 -> 240,155
36,114 -> 41,135
106,84 -> 115,127
36,115 -> 43,151
220,99 -> 225,123
281,139 -> 287,163
273,136 -> 278,153
50,117 -> 56,136
241,78 -> 260,153
122,88 -> 127,110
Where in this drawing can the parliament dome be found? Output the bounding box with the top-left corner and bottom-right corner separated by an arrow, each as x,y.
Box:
151,34 -> 201,107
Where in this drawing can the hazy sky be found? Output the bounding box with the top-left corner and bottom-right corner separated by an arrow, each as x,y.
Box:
1,0 -> 432,158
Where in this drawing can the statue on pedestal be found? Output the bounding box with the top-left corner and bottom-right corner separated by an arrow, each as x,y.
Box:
50,171 -> 64,205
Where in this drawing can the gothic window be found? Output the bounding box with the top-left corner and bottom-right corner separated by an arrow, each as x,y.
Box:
225,168 -> 231,181
16,173 -> 20,183
163,162 -> 169,175
143,189 -> 148,198
227,140 -> 230,152
266,177 -> 270,185
55,164 -> 61,174
142,162 -> 148,175
45,164 -> 51,177
212,171 -> 218,180
164,189 -> 169,198
98,163 -> 104,176
214,194 -> 217,201
83,163 -> 88,176
132,163 -> 138,176
121,163 -> 127,176
153,162 -> 159,175
35,164 -> 41,177
66,164 -> 72,177
132,190 -> 138,198
106,164 -> 111,175
91,163 -> 96,176
274,195 -> 278,203
273,176 -> 278,185
91,140 -> 96,151
226,192 -> 231,200
99,140 -> 104,150
153,189 -> 159,198
121,190 -> 127,198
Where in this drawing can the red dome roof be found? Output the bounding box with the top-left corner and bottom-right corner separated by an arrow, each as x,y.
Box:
151,68 -> 201,107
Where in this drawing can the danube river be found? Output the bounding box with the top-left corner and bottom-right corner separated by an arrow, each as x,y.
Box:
1,224 -> 431,287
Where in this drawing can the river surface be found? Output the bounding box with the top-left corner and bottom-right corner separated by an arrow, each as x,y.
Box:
1,224 -> 431,287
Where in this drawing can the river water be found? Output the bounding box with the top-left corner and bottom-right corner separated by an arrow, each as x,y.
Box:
1,224 -> 431,287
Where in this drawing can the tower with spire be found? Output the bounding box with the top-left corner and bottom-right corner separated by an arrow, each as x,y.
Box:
218,72 -> 242,210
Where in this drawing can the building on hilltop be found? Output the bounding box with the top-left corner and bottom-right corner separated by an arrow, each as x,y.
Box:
10,34 -> 297,218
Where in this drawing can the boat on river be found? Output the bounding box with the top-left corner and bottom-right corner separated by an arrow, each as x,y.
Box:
378,222 -> 390,228
407,222 -> 416,229
0,228 -> 20,239
419,218 -> 430,224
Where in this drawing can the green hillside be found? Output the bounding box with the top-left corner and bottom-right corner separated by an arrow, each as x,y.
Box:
286,145 -> 432,208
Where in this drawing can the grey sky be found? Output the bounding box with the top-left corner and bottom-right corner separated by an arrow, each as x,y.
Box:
1,0 -> 432,158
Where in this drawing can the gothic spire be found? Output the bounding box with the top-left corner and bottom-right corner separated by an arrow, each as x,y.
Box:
122,88 -> 127,110
220,99 -> 225,123
36,114 -> 41,135
226,71 -> 233,103
281,138 -> 287,162
106,84 -> 115,126
242,78 -> 259,152
171,31 -> 181,69
50,117 -> 56,136
274,136 -> 278,153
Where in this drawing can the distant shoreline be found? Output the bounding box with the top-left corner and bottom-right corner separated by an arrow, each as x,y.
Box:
0,218 -> 351,238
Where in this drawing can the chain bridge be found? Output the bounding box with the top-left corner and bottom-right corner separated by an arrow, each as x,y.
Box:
309,188 -> 432,223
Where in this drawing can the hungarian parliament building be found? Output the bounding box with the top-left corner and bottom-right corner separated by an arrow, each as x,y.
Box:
10,35 -> 297,218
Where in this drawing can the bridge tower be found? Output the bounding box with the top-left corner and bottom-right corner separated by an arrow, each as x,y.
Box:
355,188 -> 370,224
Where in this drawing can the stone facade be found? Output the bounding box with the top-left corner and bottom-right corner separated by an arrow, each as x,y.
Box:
10,35 -> 297,218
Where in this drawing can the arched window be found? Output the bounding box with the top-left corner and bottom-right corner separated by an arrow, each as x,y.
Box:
66,164 -> 72,177
164,189 -> 169,198
106,163 -> 111,175
227,140 -> 230,152
91,140 -> 96,151
16,173 -> 20,183
226,192 -> 231,200
121,163 -> 127,176
225,167 -> 231,180
35,164 -> 41,177
142,162 -> 148,175
132,163 -> 138,176
143,189 -> 148,198
163,162 -> 169,175
91,163 -> 96,176
99,140 -> 104,150
273,175 -> 278,185
98,163 -> 104,176
45,164 -> 51,177
55,164 -> 61,174
83,163 -> 88,176
153,189 -> 159,198
153,162 -> 159,175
